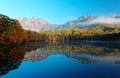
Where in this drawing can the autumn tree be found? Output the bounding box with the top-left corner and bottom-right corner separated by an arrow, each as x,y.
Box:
0,14 -> 27,44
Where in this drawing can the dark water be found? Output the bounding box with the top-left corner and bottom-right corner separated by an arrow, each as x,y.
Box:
0,41 -> 120,78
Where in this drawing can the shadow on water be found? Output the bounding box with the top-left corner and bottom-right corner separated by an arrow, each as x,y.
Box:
0,45 -> 27,76
0,41 -> 120,76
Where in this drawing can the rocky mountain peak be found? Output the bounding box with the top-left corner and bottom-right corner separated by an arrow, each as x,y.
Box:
17,17 -> 58,32
17,15 -> 120,32
78,16 -> 96,22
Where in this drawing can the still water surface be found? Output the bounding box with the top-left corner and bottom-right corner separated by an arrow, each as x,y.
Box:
0,41 -> 120,78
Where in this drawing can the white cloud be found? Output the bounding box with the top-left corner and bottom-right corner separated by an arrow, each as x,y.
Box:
90,17 -> 120,24
73,16 -> 120,27
76,17 -> 120,27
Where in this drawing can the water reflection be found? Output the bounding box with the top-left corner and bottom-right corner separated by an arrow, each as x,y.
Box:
0,41 -> 120,77
24,41 -> 120,64
0,45 -> 26,76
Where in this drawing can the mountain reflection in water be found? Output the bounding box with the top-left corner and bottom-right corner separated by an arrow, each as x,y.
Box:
0,41 -> 120,77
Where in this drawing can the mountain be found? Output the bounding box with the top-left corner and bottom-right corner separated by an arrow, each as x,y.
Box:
60,16 -> 97,28
17,16 -> 97,31
17,17 -> 59,32
17,15 -> 120,32
61,15 -> 120,28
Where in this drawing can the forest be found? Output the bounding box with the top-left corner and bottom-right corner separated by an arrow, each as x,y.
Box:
0,14 -> 120,45
0,14 -> 27,44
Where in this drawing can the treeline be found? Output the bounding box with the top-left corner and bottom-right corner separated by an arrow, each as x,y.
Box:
39,25 -> 120,41
0,14 -> 27,44
22,25 -> 120,41
0,14 -> 120,45
0,14 -> 41,44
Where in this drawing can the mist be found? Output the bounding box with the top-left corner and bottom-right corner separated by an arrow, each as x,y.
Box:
76,16 -> 120,27
90,17 -> 120,25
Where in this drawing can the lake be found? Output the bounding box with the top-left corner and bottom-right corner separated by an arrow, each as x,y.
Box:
0,41 -> 120,78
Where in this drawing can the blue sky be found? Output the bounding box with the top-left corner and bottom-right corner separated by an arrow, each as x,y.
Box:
0,0 -> 120,24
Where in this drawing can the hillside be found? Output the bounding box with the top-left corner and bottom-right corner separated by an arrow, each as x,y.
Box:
39,24 -> 120,41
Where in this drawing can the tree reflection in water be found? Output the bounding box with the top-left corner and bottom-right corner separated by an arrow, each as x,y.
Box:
0,41 -> 120,76
0,45 -> 27,76
24,41 -> 120,64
